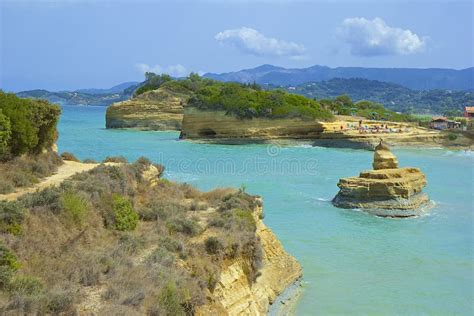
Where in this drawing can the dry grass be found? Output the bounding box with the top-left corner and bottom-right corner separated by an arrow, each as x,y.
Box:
0,151 -> 62,194
0,158 -> 263,314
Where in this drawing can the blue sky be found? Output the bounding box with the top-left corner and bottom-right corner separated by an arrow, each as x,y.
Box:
1,0 -> 473,91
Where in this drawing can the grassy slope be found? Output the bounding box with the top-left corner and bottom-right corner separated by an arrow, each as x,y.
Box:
0,159 -> 264,315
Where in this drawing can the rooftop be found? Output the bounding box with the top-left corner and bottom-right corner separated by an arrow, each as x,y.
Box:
465,106 -> 474,113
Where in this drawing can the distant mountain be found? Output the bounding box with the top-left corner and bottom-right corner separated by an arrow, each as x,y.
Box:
274,78 -> 473,115
75,82 -> 139,95
16,82 -> 139,106
204,64 -> 474,91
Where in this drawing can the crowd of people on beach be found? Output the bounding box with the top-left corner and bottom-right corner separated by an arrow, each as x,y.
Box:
337,120 -> 411,134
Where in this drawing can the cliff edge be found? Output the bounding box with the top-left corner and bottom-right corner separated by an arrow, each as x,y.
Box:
197,201 -> 302,315
105,86 -> 189,130
180,108 -> 325,141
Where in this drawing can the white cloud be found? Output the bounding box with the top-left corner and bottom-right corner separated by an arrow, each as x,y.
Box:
215,27 -> 306,58
135,63 -> 188,77
338,17 -> 427,56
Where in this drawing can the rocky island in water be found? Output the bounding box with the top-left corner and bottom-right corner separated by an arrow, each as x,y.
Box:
332,140 -> 431,217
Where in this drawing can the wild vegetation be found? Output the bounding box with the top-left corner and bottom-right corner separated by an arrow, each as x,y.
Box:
134,73 -> 334,120
0,151 -> 62,195
318,95 -> 413,122
133,73 -> 173,97
0,91 -> 60,160
0,158 -> 264,314
0,92 -> 63,194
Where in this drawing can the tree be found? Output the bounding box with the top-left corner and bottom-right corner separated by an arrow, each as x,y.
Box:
145,72 -> 157,81
335,94 -> 353,107
0,91 -> 60,158
0,110 -> 11,159
188,72 -> 201,82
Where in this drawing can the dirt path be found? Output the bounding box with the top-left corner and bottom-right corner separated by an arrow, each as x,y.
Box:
0,161 -> 102,201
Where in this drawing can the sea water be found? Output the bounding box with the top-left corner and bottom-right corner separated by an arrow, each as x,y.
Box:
58,105 -> 474,315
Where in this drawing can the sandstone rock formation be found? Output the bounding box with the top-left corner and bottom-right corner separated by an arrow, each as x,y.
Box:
180,108 -> 325,141
196,199 -> 302,315
332,140 -> 431,217
105,87 -> 188,130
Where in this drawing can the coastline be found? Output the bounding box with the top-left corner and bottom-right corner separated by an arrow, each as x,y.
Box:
180,136 -> 474,151
267,278 -> 304,316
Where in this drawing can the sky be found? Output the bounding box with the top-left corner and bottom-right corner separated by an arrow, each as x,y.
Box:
0,0 -> 473,92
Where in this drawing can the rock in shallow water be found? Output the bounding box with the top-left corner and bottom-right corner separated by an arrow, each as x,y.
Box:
332,140 -> 431,217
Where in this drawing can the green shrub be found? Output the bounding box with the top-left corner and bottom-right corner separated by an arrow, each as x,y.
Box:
159,281 -> 186,316
61,191 -> 89,224
20,187 -> 63,214
0,178 -> 14,194
103,156 -> 128,163
122,291 -> 145,307
146,248 -> 175,267
218,192 -> 256,212
0,243 -> 20,288
208,217 -> 225,228
78,264 -> 100,286
7,275 -> 44,296
0,200 -> 25,235
134,156 -> 151,166
60,152 -> 80,162
204,237 -> 223,255
233,209 -> 256,232
112,195 -> 138,231
47,289 -> 74,313
82,158 -> 97,164
112,234 -> 145,258
166,218 -> 200,236
448,133 -> 458,141
0,151 -> 62,193
10,171 -> 36,187
159,236 -> 184,253
0,91 -> 60,158
134,73 -> 172,96
0,109 -> 11,160
138,200 -> 185,221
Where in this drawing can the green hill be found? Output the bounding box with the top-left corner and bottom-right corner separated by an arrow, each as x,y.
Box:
276,78 -> 473,115
134,73 -> 335,121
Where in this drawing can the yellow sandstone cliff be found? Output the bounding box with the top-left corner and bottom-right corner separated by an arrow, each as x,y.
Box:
197,201 -> 302,315
333,140 -> 431,217
105,87 -> 188,130
180,108 -> 325,141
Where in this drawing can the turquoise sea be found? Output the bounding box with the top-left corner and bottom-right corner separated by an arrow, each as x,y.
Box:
58,105 -> 473,315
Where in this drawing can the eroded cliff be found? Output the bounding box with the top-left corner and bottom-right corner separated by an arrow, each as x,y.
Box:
180,108 -> 325,141
179,108 -> 471,149
197,202 -> 302,315
105,86 -> 188,130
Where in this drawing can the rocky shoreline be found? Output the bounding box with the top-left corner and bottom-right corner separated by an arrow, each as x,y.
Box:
267,279 -> 304,316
